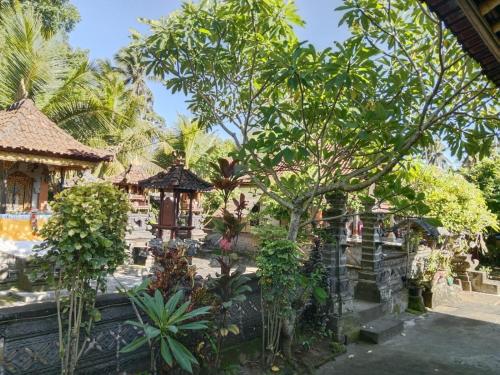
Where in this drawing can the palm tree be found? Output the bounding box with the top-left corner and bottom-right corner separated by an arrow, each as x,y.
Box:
0,7 -> 165,177
89,60 -> 164,177
153,116 -> 218,175
114,45 -> 153,104
423,138 -> 451,170
0,6 -> 113,140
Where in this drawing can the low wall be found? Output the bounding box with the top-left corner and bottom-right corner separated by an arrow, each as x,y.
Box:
380,252 -> 409,313
0,275 -> 262,374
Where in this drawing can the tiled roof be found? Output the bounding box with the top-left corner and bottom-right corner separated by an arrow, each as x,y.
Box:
110,164 -> 155,186
139,164 -> 213,191
422,0 -> 500,86
0,99 -> 112,162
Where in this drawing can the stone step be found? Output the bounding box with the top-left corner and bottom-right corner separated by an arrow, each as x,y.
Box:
360,317 -> 404,344
116,265 -> 148,277
469,271 -> 500,295
354,300 -> 386,324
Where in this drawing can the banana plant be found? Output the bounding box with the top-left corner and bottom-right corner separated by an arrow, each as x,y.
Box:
121,288 -> 211,374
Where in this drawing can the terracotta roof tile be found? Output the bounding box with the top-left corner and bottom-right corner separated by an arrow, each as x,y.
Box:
110,164 -> 156,186
0,99 -> 112,162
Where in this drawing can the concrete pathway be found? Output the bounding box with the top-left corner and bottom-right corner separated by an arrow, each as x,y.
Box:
318,292 -> 500,375
0,256 -> 258,307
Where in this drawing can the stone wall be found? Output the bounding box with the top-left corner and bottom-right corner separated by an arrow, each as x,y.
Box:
380,252 -> 409,313
0,251 -> 38,292
0,274 -> 262,374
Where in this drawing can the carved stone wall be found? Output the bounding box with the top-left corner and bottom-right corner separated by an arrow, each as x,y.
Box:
0,275 -> 262,374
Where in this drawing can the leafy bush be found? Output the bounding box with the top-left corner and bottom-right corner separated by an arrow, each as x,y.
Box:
252,224 -> 288,247
122,288 -> 211,374
463,156 -> 500,220
257,240 -> 303,362
35,182 -> 129,374
205,267 -> 252,369
398,163 -> 498,236
148,244 -> 206,304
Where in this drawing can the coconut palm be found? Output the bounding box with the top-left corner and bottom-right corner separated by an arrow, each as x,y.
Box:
89,60 -> 164,177
0,6 -> 113,140
114,45 -> 153,104
423,138 -> 451,170
153,116 -> 218,174
0,7 -> 164,177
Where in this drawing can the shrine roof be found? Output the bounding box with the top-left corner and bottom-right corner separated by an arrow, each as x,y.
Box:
139,164 -> 213,192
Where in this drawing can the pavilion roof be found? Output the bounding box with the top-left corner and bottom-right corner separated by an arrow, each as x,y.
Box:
0,99 -> 112,166
110,164 -> 157,186
422,0 -> 500,86
139,164 -> 213,192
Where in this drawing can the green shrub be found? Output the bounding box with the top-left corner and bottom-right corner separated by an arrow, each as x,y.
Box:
122,288 -> 211,374
35,182 -> 129,374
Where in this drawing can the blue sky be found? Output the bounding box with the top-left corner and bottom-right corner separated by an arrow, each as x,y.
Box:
69,0 -> 349,127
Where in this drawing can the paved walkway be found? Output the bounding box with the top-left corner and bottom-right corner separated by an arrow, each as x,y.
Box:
0,256 -> 258,307
318,292 -> 500,375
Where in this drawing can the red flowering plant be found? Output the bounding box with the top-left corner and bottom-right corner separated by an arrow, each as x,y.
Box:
210,158 -> 247,276
207,158 -> 252,369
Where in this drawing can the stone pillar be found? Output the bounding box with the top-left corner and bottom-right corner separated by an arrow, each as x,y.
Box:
0,161 -> 9,214
323,192 -> 354,341
352,214 -> 360,240
355,212 -> 388,303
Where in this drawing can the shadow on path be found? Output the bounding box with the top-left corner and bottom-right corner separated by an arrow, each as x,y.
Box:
318,292 -> 500,375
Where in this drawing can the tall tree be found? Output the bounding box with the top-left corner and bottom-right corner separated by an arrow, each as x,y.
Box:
153,116 -> 230,178
88,60 -> 163,177
0,0 -> 80,34
114,46 -> 153,103
0,6 -> 113,140
140,0 -> 498,240
422,138 -> 451,169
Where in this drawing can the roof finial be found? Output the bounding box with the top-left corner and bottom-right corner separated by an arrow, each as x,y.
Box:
173,151 -> 185,168
15,78 -> 28,101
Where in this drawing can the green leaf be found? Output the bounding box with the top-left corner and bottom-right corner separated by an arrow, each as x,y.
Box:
168,300 -> 191,324
178,321 -> 209,330
161,338 -> 174,366
165,290 -> 183,316
198,27 -> 211,35
167,336 -> 197,373
227,324 -> 240,335
120,336 -> 148,353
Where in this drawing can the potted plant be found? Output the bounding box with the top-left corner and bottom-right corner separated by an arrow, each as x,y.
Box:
407,267 -> 425,312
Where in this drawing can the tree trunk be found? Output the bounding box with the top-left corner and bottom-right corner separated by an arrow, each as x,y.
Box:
281,311 -> 296,359
282,209 -> 302,359
287,208 -> 302,241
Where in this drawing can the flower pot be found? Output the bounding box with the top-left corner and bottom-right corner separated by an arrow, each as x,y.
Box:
409,285 -> 423,297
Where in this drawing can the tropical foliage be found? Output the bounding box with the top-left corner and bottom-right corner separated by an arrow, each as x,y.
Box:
138,0 -> 499,241
0,0 -> 80,33
122,289 -> 211,374
153,116 -> 231,179
257,239 -> 302,362
34,182 -> 129,375
462,155 -> 500,220
396,163 -> 497,236
0,5 -> 167,177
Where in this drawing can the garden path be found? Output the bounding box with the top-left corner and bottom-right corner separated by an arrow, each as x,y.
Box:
318,292 -> 500,374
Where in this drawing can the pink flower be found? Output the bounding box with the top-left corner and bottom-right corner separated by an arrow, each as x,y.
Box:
219,237 -> 232,252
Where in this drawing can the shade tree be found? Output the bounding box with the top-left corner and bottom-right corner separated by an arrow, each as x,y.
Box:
139,0 -> 499,241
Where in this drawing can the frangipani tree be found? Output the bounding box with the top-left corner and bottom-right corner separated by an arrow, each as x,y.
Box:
139,0 -> 499,241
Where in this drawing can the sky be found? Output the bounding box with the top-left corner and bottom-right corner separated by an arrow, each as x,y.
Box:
69,0 -> 349,128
